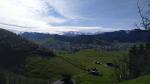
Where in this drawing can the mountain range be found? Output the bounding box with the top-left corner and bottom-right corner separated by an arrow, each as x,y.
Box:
21,29 -> 150,43
20,29 -> 150,51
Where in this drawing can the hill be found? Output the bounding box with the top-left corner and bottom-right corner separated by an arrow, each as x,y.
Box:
96,29 -> 150,42
20,29 -> 150,51
2,28 -> 149,84
59,29 -> 150,43
21,29 -> 150,43
0,28 -> 55,70
57,49 -> 128,84
119,75 -> 150,84
23,49 -> 127,84
21,32 -> 107,45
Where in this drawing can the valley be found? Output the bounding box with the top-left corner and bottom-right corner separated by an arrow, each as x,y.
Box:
0,0 -> 150,84
1,28 -> 150,84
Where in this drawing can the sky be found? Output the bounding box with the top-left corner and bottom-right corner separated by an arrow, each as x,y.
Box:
0,0 -> 148,34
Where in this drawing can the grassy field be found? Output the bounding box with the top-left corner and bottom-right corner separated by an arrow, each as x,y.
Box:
24,49 -> 150,84
119,75 -> 150,84
2,48 -> 149,84
32,38 -> 66,45
25,56 -> 82,82
56,49 -> 128,84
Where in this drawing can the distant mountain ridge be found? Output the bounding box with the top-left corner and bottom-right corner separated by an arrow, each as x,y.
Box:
95,29 -> 150,42
21,29 -> 150,43
20,29 -> 150,51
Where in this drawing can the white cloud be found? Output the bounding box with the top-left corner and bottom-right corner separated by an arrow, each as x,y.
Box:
0,0 -> 121,34
0,0 -> 95,33
47,0 -> 83,19
0,0 -> 68,31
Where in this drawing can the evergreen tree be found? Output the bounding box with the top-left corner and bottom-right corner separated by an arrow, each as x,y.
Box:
129,37 -> 150,78
129,45 -> 139,77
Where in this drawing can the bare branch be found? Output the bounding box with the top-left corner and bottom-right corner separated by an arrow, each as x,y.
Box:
137,0 -> 150,30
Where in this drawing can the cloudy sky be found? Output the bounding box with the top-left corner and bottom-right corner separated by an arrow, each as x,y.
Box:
0,0 -> 148,34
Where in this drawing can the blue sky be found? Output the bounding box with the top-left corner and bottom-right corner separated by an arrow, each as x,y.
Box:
0,0 -> 148,34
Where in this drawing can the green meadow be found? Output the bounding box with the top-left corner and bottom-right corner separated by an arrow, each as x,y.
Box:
25,49 -> 127,83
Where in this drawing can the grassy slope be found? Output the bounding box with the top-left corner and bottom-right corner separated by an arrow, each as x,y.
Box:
32,38 -> 66,45
57,49 -> 127,84
11,48 -> 148,84
119,75 -> 150,84
25,49 -> 126,83
25,56 -> 83,82
4,48 -> 149,84
0,55 -> 83,84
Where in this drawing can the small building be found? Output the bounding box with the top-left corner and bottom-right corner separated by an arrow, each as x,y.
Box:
106,63 -> 118,68
88,68 -> 102,76
95,61 -> 102,64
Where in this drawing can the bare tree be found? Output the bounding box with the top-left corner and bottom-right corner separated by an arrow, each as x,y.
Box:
137,0 -> 150,30
113,56 -> 129,82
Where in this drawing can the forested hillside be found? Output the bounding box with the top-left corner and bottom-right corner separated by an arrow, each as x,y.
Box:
0,28 -> 55,70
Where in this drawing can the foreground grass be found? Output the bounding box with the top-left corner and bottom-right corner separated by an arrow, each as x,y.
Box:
25,56 -> 82,82
25,49 -> 127,83
119,75 -> 150,84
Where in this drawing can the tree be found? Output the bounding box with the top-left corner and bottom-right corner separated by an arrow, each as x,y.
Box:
127,1 -> 150,78
113,56 -> 129,82
128,43 -> 150,78
137,0 -> 150,30
128,45 -> 140,78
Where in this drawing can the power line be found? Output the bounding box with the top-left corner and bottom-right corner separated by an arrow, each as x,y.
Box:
0,22 -> 35,28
